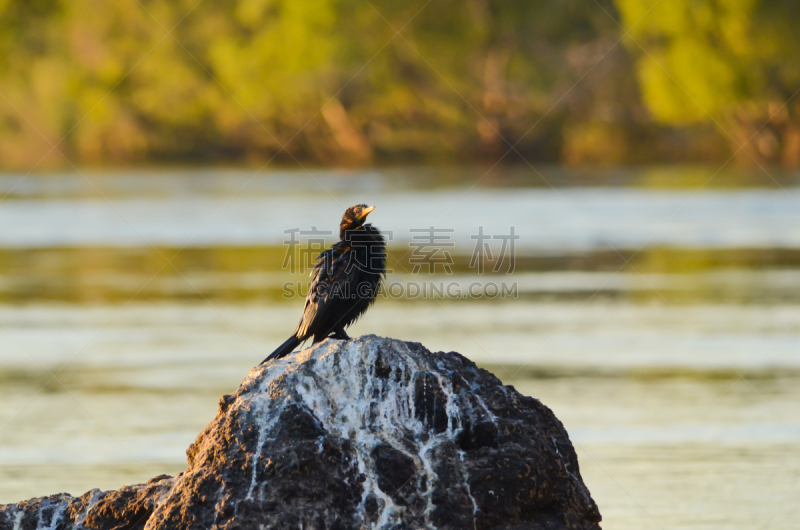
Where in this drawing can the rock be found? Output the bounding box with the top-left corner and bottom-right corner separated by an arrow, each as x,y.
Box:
1,335 -> 602,529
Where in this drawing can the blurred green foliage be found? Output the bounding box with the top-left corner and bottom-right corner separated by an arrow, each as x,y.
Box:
616,0 -> 800,166
0,0 -> 798,169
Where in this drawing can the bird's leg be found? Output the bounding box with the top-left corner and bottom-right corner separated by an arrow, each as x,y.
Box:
331,328 -> 350,340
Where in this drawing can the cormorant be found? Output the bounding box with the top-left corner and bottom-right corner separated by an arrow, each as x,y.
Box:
262,204 -> 386,363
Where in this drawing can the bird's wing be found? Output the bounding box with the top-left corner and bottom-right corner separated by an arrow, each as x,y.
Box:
295,245 -> 355,339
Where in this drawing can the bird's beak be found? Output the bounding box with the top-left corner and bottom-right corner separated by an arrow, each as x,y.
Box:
357,205 -> 376,220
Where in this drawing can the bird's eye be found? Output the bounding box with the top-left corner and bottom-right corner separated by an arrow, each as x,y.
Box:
354,209 -> 360,214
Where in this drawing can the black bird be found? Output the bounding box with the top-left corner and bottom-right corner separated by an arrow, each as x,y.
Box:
262,204 -> 386,363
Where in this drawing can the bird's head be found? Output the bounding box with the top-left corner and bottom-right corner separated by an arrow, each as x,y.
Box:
340,204 -> 376,236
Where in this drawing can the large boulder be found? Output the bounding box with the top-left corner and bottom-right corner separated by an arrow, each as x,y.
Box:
1,335 -> 601,529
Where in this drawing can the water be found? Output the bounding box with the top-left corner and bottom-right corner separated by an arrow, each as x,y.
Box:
2,184 -> 800,250
1,168 -> 798,529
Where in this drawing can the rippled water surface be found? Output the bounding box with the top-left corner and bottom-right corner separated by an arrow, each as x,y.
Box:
1,168 -> 798,529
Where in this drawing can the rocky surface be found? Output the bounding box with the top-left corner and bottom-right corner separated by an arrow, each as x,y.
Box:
1,335 -> 601,529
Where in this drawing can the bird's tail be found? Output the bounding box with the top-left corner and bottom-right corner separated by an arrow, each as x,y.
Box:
261,335 -> 301,364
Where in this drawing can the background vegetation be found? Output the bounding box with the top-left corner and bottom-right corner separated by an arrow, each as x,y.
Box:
1,0 -> 798,169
